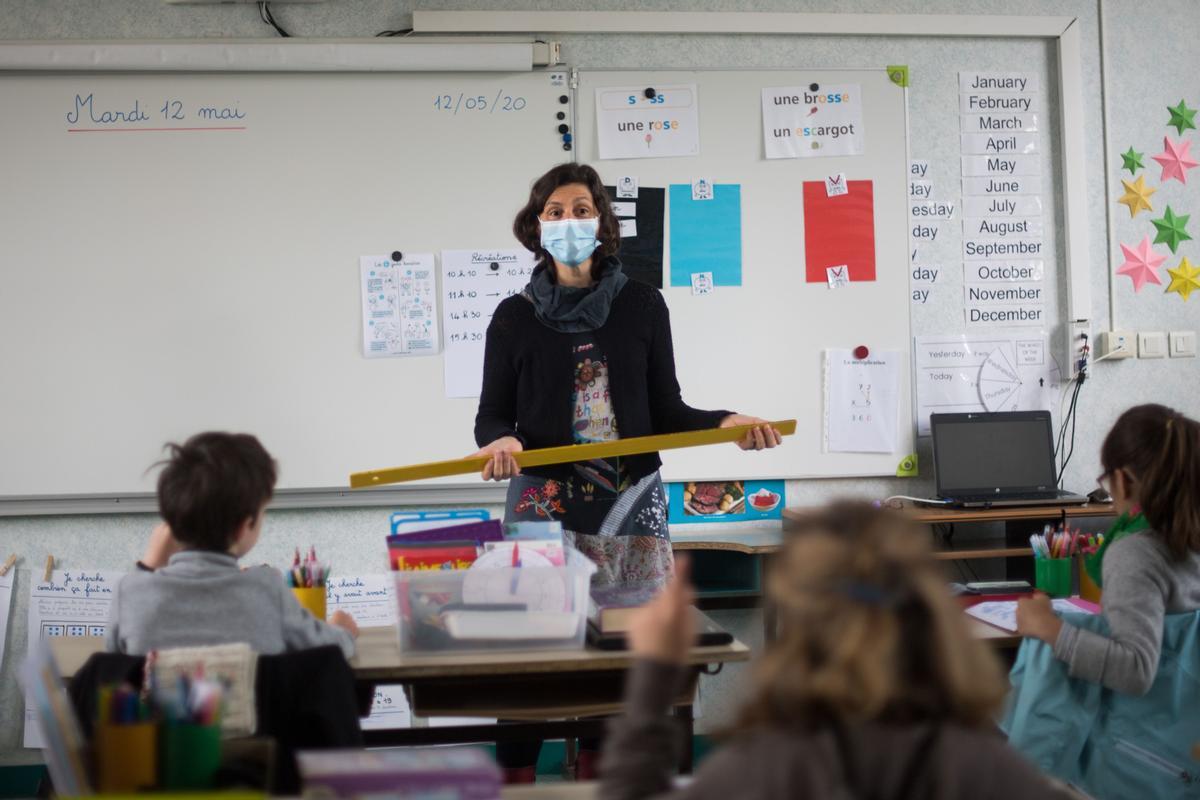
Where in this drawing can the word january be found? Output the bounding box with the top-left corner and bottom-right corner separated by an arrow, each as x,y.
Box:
968,75 -> 1031,91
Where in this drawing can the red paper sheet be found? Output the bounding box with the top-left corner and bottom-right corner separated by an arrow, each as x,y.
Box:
803,180 -> 877,283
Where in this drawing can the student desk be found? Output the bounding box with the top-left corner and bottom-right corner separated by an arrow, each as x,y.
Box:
50,619 -> 749,767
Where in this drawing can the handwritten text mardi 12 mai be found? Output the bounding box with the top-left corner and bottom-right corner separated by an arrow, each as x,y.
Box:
66,93 -> 246,128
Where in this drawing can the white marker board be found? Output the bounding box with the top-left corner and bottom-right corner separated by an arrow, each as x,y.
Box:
577,69 -> 914,480
0,69 -> 572,497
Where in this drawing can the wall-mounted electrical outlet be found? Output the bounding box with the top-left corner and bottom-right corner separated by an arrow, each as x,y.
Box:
1097,331 -> 1134,359
1066,320 -> 1090,379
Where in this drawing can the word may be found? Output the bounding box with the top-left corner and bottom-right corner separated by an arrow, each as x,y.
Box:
66,94 -> 245,125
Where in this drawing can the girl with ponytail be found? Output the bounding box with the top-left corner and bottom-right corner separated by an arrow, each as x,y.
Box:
1016,404 -> 1200,695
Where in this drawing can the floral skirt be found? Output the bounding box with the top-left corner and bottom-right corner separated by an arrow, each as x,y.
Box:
504,462 -> 673,589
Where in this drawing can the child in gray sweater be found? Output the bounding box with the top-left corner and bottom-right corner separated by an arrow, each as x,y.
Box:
1017,404 -> 1200,694
107,432 -> 358,658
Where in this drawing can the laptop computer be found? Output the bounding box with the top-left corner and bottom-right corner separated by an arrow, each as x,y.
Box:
930,411 -> 1088,508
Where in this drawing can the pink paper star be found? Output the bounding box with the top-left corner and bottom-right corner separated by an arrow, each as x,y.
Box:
1117,236 -> 1166,291
1152,136 -> 1199,184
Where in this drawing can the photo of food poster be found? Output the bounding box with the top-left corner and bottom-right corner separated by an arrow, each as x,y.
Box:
667,480 -> 786,525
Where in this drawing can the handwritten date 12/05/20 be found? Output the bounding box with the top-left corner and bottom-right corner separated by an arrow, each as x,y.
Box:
434,91 -> 527,114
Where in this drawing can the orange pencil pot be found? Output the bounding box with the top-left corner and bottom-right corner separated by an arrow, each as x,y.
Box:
95,721 -> 157,792
1077,554 -> 1103,603
292,587 -> 326,619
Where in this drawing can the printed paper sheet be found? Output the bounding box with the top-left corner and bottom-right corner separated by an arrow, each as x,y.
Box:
914,334 -> 1060,436
595,84 -> 700,160
25,570 -> 122,749
325,574 -> 410,730
824,349 -> 902,453
359,254 -> 438,358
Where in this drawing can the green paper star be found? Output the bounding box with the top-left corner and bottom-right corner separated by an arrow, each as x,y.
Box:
1121,146 -> 1145,174
1151,205 -> 1192,253
1167,99 -> 1197,135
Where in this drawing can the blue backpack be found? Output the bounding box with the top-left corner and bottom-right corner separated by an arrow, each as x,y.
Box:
1001,611 -> 1200,799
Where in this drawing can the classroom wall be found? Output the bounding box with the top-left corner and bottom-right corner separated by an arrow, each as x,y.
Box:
2,0 -> 1197,762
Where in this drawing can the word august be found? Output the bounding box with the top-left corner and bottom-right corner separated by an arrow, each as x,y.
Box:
66,93 -> 245,125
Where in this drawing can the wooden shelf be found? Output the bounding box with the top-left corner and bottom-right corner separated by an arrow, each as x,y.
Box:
932,543 -> 1034,561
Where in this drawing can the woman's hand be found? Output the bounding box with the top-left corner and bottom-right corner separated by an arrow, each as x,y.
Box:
472,436 -> 524,481
719,414 -> 783,451
628,557 -> 696,665
1016,592 -> 1064,644
141,523 -> 183,569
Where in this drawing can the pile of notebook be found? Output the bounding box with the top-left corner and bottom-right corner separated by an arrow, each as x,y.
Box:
299,747 -> 500,799
586,583 -> 732,650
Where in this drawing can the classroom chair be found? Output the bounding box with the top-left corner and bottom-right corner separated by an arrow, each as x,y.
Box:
68,645 -> 369,793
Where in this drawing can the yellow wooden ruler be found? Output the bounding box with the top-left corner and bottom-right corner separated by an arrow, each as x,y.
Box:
350,419 -> 797,488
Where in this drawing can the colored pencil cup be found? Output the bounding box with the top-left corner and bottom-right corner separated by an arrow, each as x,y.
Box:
1077,554 -> 1103,603
1035,557 -> 1072,598
292,587 -> 326,619
160,721 -> 222,789
95,721 -> 157,793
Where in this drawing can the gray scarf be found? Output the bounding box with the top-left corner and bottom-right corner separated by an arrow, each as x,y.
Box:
523,257 -> 629,333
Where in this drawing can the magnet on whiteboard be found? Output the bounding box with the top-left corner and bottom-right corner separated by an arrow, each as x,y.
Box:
489,262 -> 500,271
809,83 -> 819,91
556,111 -> 566,120
559,95 -> 569,104
557,123 -> 569,134
854,345 -> 870,359
644,87 -> 656,99
391,251 -> 403,262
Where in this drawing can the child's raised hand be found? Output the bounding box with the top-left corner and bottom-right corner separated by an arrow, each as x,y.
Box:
330,610 -> 360,639
141,522 -> 183,569
628,557 -> 696,665
1016,592 -> 1063,644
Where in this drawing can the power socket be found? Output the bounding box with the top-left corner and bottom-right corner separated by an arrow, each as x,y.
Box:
1066,320 -> 1090,379
1097,331 -> 1134,359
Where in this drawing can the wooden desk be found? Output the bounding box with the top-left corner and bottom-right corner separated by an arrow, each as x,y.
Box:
504,785 -> 596,800
51,619 -> 749,766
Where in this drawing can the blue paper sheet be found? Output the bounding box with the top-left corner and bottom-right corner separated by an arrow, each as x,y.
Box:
669,184 -> 743,287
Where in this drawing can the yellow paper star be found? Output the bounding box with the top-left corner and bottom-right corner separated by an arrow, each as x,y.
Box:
1166,257 -> 1200,300
1118,175 -> 1155,217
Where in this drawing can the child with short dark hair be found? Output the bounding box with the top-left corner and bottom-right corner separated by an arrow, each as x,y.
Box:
600,502 -> 1069,799
1017,403 -> 1200,694
107,432 -> 358,657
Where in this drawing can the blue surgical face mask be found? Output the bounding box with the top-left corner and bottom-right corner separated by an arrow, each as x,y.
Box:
540,217 -> 600,268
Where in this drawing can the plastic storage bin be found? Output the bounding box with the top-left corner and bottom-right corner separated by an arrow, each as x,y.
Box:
393,546 -> 596,654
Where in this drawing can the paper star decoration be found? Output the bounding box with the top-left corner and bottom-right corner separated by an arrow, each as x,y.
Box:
1167,99 -> 1197,135
1120,146 -> 1145,174
1118,175 -> 1155,217
1117,236 -> 1166,292
1166,256 -> 1200,300
1151,206 -> 1192,253
1153,136 -> 1199,183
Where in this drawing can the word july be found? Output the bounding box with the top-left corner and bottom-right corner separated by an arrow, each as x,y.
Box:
66,94 -> 246,126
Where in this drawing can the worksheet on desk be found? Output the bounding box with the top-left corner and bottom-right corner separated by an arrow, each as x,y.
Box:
24,570 -> 122,749
326,574 -> 411,730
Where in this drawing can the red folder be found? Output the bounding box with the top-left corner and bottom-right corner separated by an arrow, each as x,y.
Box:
802,180 -> 877,283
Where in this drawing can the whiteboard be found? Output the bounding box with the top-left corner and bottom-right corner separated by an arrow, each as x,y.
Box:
576,69 -> 913,480
0,69 -> 572,496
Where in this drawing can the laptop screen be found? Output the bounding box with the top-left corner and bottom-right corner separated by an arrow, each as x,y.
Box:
932,413 -> 1057,495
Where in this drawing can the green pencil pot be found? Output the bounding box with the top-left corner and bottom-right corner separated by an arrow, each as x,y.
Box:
1035,557 -> 1072,598
160,722 -> 221,790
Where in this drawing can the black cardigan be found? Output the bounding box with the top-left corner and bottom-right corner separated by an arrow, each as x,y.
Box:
474,278 -> 731,481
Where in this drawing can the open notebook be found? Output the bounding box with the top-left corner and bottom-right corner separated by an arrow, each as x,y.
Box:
966,598 -> 1099,632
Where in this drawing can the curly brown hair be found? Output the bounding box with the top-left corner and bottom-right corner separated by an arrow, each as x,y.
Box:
732,502 -> 1007,733
513,163 -> 621,271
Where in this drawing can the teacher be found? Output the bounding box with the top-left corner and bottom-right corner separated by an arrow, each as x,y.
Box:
473,162 -> 781,589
